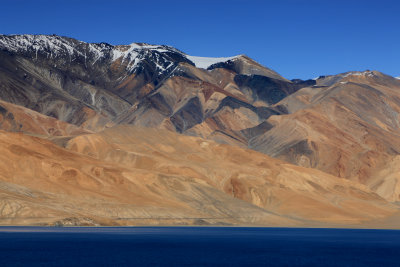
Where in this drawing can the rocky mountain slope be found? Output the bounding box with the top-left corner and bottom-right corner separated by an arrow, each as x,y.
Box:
0,34 -> 399,227
0,34 -> 309,138
250,71 -> 400,201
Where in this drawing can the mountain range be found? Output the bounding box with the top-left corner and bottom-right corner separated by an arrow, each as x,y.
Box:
0,34 -> 399,227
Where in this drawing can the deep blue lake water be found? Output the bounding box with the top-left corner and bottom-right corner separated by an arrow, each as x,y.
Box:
0,227 -> 399,266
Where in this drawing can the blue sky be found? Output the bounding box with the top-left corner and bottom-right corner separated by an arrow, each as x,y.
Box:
1,0 -> 399,79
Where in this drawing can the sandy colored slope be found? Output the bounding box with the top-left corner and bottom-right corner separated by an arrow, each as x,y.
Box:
0,125 -> 397,227
65,125 -> 397,226
0,129 -> 298,226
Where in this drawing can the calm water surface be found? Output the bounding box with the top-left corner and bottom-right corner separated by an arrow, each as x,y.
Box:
0,227 -> 399,266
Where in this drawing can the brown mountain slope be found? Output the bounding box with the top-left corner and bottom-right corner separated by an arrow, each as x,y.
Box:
0,34 -> 311,142
0,129 -> 289,226
0,127 -> 396,226
250,71 -> 400,201
65,125 -> 396,225
118,62 -> 311,147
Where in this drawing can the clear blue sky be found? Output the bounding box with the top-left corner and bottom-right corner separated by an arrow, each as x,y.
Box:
1,0 -> 399,79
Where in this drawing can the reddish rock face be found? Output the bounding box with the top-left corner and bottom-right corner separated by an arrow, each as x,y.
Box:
1,34 -> 400,227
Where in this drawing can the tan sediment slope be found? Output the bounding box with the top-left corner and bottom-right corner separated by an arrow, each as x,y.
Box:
65,125 -> 397,226
0,130 -> 286,226
0,125 -> 397,227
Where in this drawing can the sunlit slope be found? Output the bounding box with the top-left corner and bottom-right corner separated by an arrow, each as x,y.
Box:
66,125 -> 395,225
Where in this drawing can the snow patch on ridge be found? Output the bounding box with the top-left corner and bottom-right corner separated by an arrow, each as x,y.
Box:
186,55 -> 239,69
111,43 -> 179,72
111,43 -> 179,62
0,34 -> 84,59
111,45 -> 140,71
342,71 -> 375,78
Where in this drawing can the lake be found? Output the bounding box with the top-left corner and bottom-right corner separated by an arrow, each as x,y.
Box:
0,227 -> 399,266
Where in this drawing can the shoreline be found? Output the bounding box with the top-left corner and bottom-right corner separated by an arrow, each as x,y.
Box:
0,225 -> 400,231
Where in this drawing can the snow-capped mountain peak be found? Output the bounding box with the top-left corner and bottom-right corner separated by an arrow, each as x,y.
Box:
0,34 -> 186,74
0,34 -> 242,74
0,34 -> 86,58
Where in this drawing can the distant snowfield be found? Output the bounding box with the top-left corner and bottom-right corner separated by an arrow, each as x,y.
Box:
342,71 -> 375,78
186,55 -> 238,69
